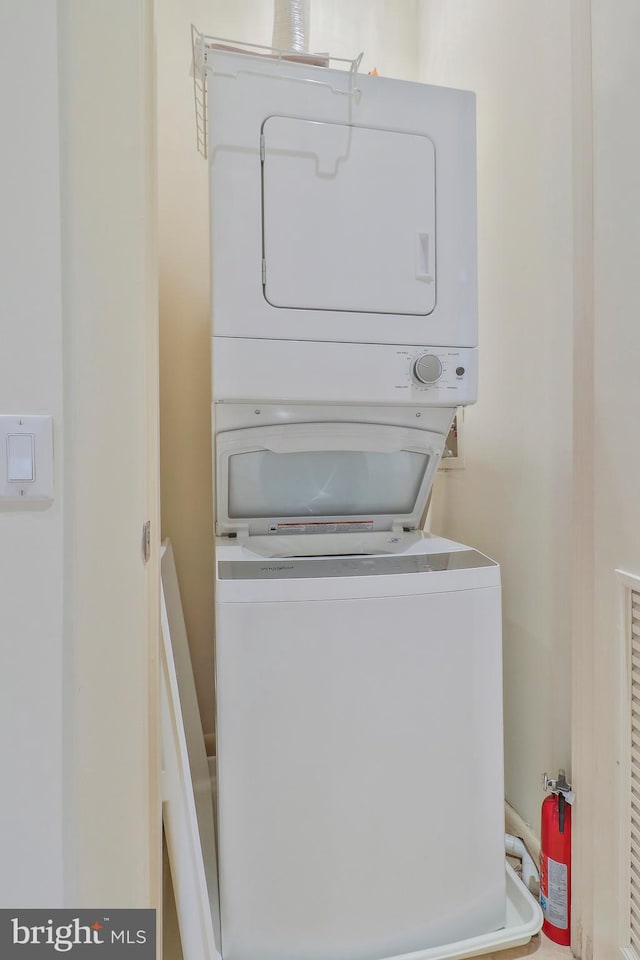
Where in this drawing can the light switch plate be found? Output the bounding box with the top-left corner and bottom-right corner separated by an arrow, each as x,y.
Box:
0,415 -> 54,504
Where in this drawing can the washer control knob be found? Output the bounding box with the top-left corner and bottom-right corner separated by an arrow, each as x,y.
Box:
413,354 -> 443,385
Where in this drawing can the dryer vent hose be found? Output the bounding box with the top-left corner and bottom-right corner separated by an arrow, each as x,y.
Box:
272,0 -> 310,53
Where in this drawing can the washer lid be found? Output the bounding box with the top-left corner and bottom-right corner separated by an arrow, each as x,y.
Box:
262,117 -> 436,316
215,421 -> 445,537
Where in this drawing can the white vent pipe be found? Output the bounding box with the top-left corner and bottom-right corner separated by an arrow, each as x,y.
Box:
505,833 -> 539,894
272,0 -> 310,53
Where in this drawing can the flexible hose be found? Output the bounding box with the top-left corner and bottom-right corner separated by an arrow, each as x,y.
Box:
272,0 -> 310,53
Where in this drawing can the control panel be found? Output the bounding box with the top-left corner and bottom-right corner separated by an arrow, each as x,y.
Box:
406,350 -> 466,390
393,347 -> 476,403
213,339 -> 478,406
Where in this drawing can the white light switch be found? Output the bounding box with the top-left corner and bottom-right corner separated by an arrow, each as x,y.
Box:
0,415 -> 53,505
8,434 -> 35,482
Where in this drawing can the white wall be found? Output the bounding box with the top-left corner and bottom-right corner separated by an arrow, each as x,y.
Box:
418,0 -> 574,831
157,0 -> 419,737
0,1 -> 65,905
590,1 -> 640,953
0,0 -> 159,908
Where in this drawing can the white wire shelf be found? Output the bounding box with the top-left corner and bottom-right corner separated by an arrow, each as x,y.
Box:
191,26 -> 363,159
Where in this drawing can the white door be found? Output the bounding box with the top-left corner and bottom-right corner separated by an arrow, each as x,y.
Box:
262,118 -> 436,316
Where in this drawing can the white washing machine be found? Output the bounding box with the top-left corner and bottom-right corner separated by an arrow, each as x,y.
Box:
213,391 -> 505,960
215,533 -> 505,960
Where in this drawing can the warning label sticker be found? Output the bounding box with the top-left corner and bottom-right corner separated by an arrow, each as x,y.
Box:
270,521 -> 374,535
544,856 -> 568,929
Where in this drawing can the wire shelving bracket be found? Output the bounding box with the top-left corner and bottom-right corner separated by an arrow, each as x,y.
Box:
191,25 -> 363,159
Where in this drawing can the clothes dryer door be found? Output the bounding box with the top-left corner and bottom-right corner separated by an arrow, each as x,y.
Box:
215,421 -> 444,537
208,49 -> 477,348
262,118 -> 436,317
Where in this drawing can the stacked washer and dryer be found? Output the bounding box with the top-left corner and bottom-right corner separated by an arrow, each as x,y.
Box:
206,44 -> 507,960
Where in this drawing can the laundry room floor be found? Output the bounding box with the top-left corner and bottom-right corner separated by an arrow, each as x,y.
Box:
488,932 -> 572,958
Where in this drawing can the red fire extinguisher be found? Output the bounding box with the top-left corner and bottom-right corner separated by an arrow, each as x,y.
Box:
540,769 -> 573,946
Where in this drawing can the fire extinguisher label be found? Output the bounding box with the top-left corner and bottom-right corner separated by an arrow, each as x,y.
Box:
543,855 -> 569,930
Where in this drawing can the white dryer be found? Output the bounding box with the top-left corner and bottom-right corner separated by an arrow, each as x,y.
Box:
207,47 -> 477,351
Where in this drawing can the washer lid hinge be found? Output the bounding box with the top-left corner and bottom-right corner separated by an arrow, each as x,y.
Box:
225,523 -> 249,541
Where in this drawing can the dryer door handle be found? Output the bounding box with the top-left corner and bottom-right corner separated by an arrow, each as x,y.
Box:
416,232 -> 434,283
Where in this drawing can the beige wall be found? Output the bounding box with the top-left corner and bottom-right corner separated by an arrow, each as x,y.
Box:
58,0 -> 160,906
311,1 -> 418,78
418,0 -> 574,832
157,0 -> 419,736
590,1 -> 640,953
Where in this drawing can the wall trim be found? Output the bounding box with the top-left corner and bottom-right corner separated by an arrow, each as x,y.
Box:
570,0 -> 595,956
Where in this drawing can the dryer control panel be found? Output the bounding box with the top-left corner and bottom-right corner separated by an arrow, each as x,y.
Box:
213,339 -> 478,406
402,348 -> 472,398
